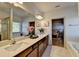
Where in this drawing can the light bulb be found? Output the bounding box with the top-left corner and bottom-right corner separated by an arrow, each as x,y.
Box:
18,2 -> 23,4
14,3 -> 19,7
35,15 -> 43,20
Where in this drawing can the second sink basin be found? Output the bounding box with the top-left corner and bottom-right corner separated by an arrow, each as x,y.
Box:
5,42 -> 28,51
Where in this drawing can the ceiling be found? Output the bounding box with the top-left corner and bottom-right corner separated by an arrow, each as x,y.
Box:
0,2 -> 77,20
13,7 -> 29,19
23,2 -> 77,13
0,3 -> 30,20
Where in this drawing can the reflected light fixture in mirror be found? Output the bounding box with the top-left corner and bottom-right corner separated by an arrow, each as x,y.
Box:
35,15 -> 43,20
9,2 -> 23,7
18,2 -> 23,4
13,3 -> 20,7
9,2 -> 23,4
14,2 -> 23,7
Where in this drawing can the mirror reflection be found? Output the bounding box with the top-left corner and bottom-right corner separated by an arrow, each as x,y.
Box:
12,7 -> 35,38
0,2 -> 36,41
0,3 -> 10,41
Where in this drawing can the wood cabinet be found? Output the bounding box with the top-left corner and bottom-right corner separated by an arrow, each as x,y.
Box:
15,47 -> 32,57
43,37 -> 48,50
27,48 -> 38,57
15,35 -> 49,57
27,43 -> 38,57
39,36 -> 48,56
39,43 -> 44,56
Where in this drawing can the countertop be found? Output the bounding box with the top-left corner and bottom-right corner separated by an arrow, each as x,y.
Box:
0,33 -> 48,57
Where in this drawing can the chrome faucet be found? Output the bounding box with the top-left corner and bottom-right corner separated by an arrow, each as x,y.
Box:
12,39 -> 16,44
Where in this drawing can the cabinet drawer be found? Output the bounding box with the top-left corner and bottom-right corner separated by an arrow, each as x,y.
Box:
16,47 -> 32,57
27,48 -> 38,57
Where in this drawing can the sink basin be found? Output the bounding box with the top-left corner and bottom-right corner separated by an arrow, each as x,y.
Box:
5,42 -> 28,51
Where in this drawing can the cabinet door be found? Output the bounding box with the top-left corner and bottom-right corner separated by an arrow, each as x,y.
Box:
43,39 -> 47,50
39,43 -> 44,56
27,48 -> 38,57
43,36 -> 48,51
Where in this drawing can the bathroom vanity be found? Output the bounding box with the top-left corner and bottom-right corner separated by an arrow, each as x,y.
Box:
0,34 -> 48,57
15,35 -> 48,57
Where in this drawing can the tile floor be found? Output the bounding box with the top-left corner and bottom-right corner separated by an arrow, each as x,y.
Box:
42,45 -> 72,57
52,38 -> 64,47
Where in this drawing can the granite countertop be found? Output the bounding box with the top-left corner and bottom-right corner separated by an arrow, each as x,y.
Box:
0,33 -> 48,57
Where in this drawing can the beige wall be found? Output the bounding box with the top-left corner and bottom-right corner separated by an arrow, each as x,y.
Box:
35,5 -> 79,45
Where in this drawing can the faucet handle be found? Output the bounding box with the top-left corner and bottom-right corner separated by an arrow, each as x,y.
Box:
11,39 -> 16,44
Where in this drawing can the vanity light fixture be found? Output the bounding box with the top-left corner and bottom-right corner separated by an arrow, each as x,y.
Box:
9,2 -> 23,7
13,3 -> 19,7
13,2 -> 23,7
18,2 -> 23,4
35,15 -> 43,20
9,2 -> 23,4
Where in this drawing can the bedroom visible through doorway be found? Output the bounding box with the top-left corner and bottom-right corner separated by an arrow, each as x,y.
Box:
52,18 -> 64,47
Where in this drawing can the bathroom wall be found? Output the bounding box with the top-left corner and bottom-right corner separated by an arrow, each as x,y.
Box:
25,4 -> 79,45
0,10 -> 9,19
65,16 -> 79,42
35,20 -> 49,36
43,5 -> 79,44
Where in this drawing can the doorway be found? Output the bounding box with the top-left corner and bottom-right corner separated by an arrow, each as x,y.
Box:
52,18 -> 64,47
29,21 -> 35,34
29,22 -> 35,27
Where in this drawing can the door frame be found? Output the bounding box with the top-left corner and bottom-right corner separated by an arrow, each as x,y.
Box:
51,18 -> 64,46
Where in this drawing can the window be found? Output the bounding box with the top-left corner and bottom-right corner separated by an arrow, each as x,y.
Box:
22,22 -> 29,35
12,22 -> 21,32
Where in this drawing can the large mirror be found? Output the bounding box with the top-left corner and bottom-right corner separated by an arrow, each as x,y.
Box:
0,3 -> 10,41
0,2 -> 36,41
12,6 -> 36,38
